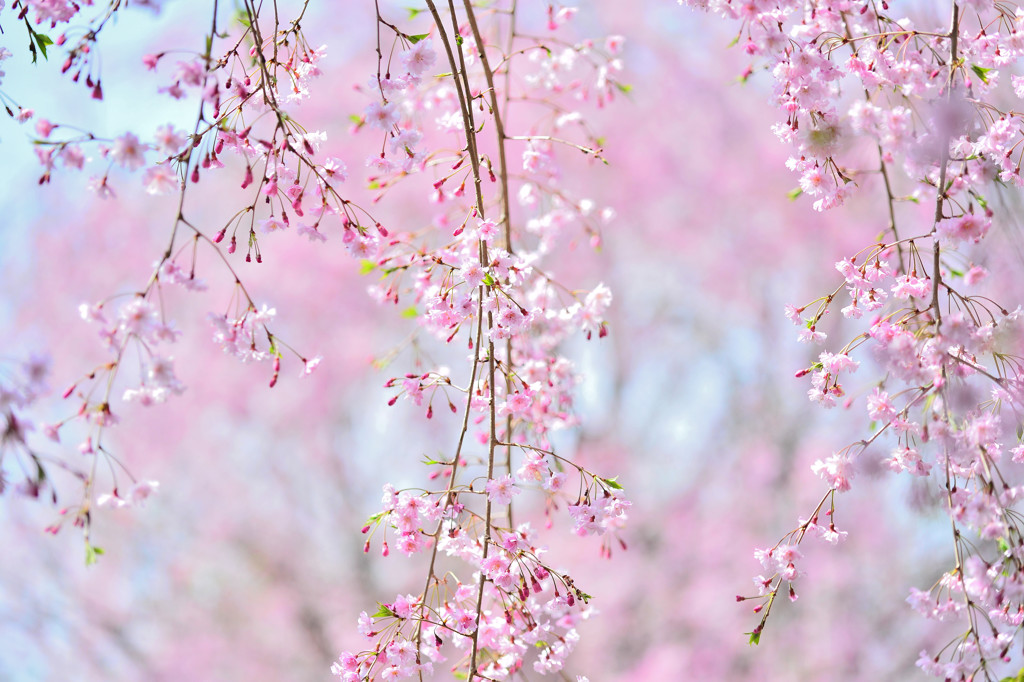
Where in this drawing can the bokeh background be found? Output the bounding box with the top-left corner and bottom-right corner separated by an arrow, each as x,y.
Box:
3,1 -> 1021,679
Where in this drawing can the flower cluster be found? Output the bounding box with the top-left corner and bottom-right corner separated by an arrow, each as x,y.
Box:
3,0 -> 632,676
327,3 -> 629,678
684,0 -> 1024,675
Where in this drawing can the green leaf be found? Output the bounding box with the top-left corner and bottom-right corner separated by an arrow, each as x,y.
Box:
407,8 -> 424,19
787,187 -> 803,201
401,306 -> 418,319
482,273 -> 495,286
615,82 -> 633,93
576,590 -> 593,603
373,603 -> 396,618
408,33 -> 429,44
85,544 -> 104,566
976,195 -> 989,209
599,476 -> 623,490
34,32 -> 53,61
747,630 -> 761,646
359,259 -> 377,275
727,35 -> 740,48
971,64 -> 992,84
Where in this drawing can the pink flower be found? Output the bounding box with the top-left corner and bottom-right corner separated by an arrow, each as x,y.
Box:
484,474 -> 520,506
451,609 -> 477,635
400,39 -> 436,75
391,593 -> 416,619
811,452 -> 854,492
302,356 -> 322,376
61,145 -> 86,170
461,259 -> 485,288
259,215 -> 288,233
35,119 -> 54,138
480,553 -> 506,578
936,214 -> 990,245
477,219 -> 499,240
143,164 -> 178,195
110,132 -> 146,171
321,157 -> 347,182
517,451 -> 547,482
297,225 -> 328,242
153,124 -> 187,156
866,387 -> 896,423
890,274 -> 930,300
129,480 -> 160,504
797,328 -> 827,344
964,264 -> 988,286
543,471 -> 567,492
364,101 -> 399,130
505,390 -> 533,415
